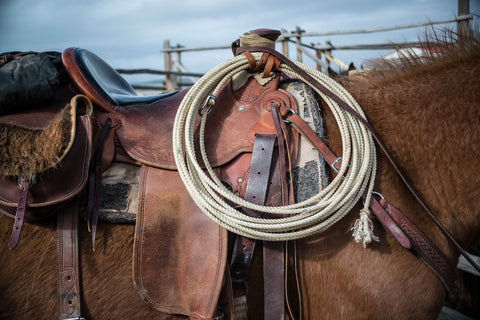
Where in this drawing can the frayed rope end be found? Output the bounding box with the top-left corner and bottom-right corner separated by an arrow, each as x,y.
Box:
351,209 -> 379,248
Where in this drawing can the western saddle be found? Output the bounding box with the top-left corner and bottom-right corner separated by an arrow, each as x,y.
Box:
0,29 -> 316,319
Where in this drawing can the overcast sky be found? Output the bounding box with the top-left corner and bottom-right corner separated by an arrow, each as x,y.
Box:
1,0 -> 479,84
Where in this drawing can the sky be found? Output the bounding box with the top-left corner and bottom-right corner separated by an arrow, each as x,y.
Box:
1,0 -> 479,86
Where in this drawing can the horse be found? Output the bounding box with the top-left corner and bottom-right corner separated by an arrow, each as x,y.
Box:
0,26 -> 479,320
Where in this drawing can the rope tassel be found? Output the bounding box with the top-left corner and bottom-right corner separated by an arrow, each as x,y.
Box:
351,209 -> 379,248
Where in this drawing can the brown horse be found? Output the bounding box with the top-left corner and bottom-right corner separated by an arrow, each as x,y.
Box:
1,27 -> 479,319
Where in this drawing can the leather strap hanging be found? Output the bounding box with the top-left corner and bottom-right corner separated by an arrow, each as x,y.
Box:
57,198 -> 85,320
230,134 -> 289,320
8,179 -> 29,249
230,134 -> 276,293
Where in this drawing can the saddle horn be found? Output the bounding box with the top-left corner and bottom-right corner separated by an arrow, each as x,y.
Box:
231,28 -> 281,55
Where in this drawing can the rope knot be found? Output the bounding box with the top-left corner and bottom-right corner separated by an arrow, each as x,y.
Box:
351,209 -> 380,248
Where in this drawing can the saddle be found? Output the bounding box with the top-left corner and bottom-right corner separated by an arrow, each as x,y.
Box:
60,30 -> 301,320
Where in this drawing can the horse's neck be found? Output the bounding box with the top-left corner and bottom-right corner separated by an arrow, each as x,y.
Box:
341,57 -> 480,252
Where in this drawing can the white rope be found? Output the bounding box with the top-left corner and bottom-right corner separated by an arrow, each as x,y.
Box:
172,52 -> 378,242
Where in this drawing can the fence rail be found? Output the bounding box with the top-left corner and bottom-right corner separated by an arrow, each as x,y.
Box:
118,11 -> 473,92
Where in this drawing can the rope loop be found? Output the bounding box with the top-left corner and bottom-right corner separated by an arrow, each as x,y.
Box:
173,51 -> 377,241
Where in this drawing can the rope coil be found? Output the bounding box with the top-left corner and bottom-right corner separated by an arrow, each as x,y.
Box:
172,52 -> 377,241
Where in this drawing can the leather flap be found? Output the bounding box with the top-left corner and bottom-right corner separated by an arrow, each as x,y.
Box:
133,166 -> 227,318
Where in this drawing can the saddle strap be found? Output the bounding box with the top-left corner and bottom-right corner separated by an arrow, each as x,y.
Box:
380,199 -> 456,290
87,116 -> 112,250
287,113 -> 411,249
230,134 -> 288,320
57,198 -> 85,320
230,134 -> 276,288
8,179 -> 29,249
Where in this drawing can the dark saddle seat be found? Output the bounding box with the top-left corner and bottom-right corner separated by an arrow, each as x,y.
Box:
63,48 -> 176,111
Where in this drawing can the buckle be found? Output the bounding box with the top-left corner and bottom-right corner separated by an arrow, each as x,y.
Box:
198,95 -> 216,116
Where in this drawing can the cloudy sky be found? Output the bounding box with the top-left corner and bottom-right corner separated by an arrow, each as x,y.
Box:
1,0 -> 478,85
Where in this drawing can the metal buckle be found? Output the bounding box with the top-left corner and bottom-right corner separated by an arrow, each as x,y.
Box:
372,191 -> 385,200
198,95 -> 216,115
282,108 -> 297,124
330,157 -> 342,173
331,157 -> 351,179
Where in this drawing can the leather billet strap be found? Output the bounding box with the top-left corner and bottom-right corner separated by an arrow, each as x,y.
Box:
235,45 -> 480,277
230,134 -> 288,320
87,113 -> 121,250
230,134 -> 276,288
57,198 -> 85,320
8,179 -> 29,249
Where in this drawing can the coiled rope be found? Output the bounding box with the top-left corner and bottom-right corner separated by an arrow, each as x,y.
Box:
172,51 -> 377,242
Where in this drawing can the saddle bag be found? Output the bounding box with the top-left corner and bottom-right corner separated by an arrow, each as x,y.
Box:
0,52 -> 93,248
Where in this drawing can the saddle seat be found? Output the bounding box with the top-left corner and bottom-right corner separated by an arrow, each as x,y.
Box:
64,48 -> 176,109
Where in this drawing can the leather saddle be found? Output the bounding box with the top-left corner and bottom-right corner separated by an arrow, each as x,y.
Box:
62,42 -> 300,319
0,29 -> 307,319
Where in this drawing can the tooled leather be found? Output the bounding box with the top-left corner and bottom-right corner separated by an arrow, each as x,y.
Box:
117,76 -> 299,170
382,200 -> 456,291
367,196 -> 411,249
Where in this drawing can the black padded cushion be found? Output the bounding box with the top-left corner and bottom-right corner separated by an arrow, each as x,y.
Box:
74,49 -> 176,106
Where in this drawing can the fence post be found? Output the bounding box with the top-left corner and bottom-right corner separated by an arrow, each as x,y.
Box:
325,40 -> 332,75
458,0 -> 470,35
163,40 -> 175,92
281,36 -> 289,58
295,26 -> 305,62
175,44 -> 183,90
315,44 -> 323,72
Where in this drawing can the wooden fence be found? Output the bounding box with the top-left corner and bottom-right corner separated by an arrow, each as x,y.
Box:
118,6 -> 472,92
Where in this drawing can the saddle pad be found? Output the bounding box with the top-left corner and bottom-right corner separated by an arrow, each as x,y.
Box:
133,166 -> 227,318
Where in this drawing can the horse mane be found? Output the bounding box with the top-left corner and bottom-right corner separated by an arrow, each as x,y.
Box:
344,21 -> 480,87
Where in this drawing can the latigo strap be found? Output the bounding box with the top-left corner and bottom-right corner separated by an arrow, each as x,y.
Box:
56,198 -> 85,320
